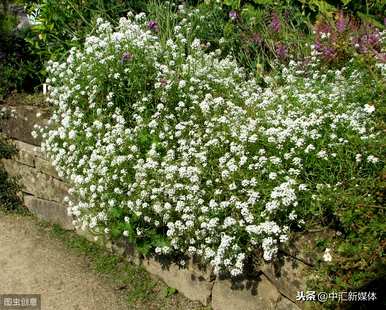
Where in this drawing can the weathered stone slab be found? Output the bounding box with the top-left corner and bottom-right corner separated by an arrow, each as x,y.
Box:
276,295 -> 302,310
261,257 -> 309,304
2,159 -> 68,203
14,148 -> 35,167
35,156 -> 61,179
24,195 -> 74,230
143,257 -> 213,305
212,275 -> 281,310
287,230 -> 335,266
187,257 -> 214,282
75,227 -> 98,243
13,139 -> 44,158
0,105 -> 49,145
7,139 -> 62,179
112,238 -> 141,265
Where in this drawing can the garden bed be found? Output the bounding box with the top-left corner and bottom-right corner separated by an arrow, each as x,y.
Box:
1,1 -> 385,309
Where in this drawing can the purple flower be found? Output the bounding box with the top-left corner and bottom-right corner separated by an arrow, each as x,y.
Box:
375,52 -> 386,63
160,79 -> 168,87
322,46 -> 336,61
367,31 -> 380,46
148,20 -> 158,31
270,12 -> 281,33
275,42 -> 288,59
229,11 -> 238,21
251,33 -> 262,45
336,11 -> 346,33
314,41 -> 322,52
358,28 -> 381,53
284,10 -> 290,21
120,52 -> 133,64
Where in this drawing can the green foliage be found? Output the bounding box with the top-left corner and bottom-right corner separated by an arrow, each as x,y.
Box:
223,1 -> 314,72
146,1 -> 315,73
24,0 -> 148,64
0,140 -> 16,159
221,0 -> 386,25
0,8 -> 16,33
0,1 -> 42,98
303,61 -> 386,308
163,286 -> 177,298
223,0 -> 241,9
0,135 -> 23,212
300,0 -> 337,16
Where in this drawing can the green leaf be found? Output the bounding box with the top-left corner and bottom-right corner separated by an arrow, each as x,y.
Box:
357,12 -> 384,29
223,0 -> 241,9
111,227 -> 122,238
151,233 -> 170,248
136,240 -> 152,256
163,287 -> 177,297
123,222 -> 135,241
253,0 -> 274,4
110,207 -> 123,219
241,4 -> 262,25
340,0 -> 352,5
302,0 -> 337,16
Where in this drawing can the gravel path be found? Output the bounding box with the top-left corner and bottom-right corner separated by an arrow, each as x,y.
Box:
0,213 -> 127,310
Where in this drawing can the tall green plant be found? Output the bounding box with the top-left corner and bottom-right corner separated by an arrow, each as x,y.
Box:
0,131 -> 22,211
24,0 -> 148,76
222,0 -> 385,23
0,0 -> 42,98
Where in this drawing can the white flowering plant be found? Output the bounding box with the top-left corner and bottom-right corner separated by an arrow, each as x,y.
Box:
35,13 -> 385,278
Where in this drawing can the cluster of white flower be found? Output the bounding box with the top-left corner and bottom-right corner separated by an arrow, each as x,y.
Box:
36,13 -> 383,276
0,106 -> 16,119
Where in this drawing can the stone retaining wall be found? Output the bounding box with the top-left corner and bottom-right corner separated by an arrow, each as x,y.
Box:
1,105 -> 312,310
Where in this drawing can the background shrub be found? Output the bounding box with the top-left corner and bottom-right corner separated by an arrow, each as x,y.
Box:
0,110 -> 23,211
0,0 -> 41,98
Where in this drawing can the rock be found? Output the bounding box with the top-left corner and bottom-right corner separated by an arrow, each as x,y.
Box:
9,4 -> 31,30
35,156 -> 61,180
276,295 -> 302,310
0,105 -> 49,145
7,139 -> 61,179
112,238 -> 141,265
187,256 -> 215,282
143,257 -> 213,305
2,159 -> 69,203
211,275 -> 281,310
24,195 -> 74,230
260,257 -> 309,305
13,139 -> 44,158
75,228 -> 97,243
286,231 -> 336,266
14,148 -> 35,167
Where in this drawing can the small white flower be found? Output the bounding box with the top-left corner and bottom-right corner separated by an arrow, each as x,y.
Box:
191,38 -> 200,49
364,104 -> 375,114
317,150 -> 327,159
268,172 -> 277,180
323,248 -> 332,262
367,155 -> 379,164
